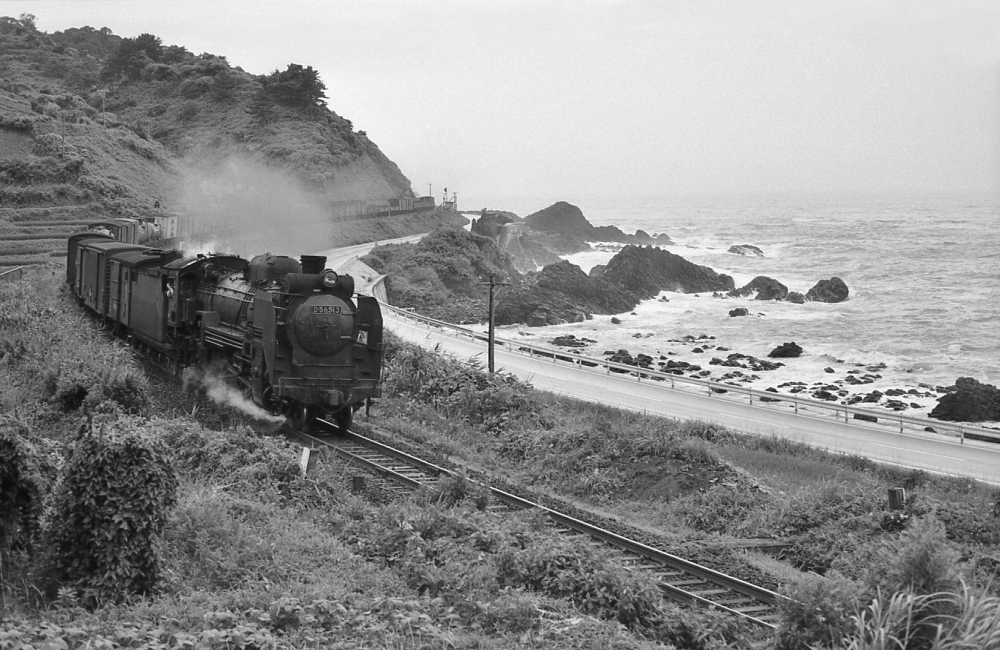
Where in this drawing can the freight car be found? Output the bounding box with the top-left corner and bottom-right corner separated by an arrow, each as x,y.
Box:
330,195 -> 436,220
82,218 -> 161,245
67,233 -> 383,431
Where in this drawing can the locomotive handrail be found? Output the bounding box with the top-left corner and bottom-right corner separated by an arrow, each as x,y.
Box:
381,302 -> 1000,445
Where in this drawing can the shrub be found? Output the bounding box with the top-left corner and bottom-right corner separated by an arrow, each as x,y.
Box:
178,76 -> 210,99
42,353 -> 149,415
869,514 -> 962,597
260,63 -> 327,110
774,572 -> 860,650
43,419 -> 178,607
383,341 -> 543,434
0,417 -> 45,556
157,421 -> 299,501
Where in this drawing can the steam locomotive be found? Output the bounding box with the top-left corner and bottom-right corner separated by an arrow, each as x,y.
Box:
67,230 -> 384,431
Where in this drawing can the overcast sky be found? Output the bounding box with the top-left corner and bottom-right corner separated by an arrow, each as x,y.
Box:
3,0 -> 1000,207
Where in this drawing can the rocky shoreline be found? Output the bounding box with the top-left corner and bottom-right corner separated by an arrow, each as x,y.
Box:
474,202 -> 996,426
388,200 -> 997,427
499,323 -> 1000,429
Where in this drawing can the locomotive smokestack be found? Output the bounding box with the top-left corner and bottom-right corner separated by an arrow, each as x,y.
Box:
300,255 -> 327,274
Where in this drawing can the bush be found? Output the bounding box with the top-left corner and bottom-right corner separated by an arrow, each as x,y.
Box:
383,341 -> 544,434
869,514 -> 962,597
0,417 -> 45,556
43,419 -> 178,607
178,76 -> 210,99
42,354 -> 149,415
158,421 -> 299,501
774,572 -> 859,650
260,63 -> 327,110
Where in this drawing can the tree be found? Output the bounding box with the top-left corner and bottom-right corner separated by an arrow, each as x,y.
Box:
18,13 -> 37,30
260,63 -> 328,111
102,33 -> 163,81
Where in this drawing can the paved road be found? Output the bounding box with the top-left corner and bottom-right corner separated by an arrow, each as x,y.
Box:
314,234 -> 425,269
387,312 -> 1000,485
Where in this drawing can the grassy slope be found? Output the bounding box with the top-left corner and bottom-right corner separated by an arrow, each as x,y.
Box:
0,22 -> 453,266
1,265 -> 746,649
4,257 -> 1000,648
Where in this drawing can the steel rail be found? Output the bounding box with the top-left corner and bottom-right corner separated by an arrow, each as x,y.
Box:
294,423 -> 786,628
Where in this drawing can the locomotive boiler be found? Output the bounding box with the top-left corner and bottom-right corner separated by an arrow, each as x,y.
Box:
69,231 -> 383,431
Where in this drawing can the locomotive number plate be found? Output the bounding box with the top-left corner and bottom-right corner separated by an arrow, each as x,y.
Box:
312,305 -> 342,314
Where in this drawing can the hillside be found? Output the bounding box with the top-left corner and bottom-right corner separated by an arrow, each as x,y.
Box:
0,16 -> 450,263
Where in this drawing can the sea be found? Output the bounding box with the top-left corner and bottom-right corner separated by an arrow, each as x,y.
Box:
466,193 -> 1000,420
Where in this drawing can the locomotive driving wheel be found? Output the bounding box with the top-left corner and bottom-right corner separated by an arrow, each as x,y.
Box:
290,403 -> 314,431
332,407 -> 353,434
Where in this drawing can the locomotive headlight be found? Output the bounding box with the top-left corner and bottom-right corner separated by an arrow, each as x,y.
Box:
320,270 -> 339,288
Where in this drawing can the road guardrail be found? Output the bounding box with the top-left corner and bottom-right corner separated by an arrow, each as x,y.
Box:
382,302 -> 1000,446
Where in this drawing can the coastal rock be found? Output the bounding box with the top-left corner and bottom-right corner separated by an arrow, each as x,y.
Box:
727,244 -> 764,257
806,277 -> 850,303
767,342 -> 803,358
589,264 -> 606,278
729,307 -> 750,317
728,276 -> 788,301
929,377 -> 1000,422
552,335 -> 595,347
467,213 -> 567,272
495,260 -> 639,326
600,245 -> 735,299
785,291 -> 805,304
710,353 -> 784,372
524,201 -> 674,245
470,210 -> 520,238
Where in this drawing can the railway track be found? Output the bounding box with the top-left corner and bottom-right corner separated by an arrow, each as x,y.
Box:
286,421 -> 790,630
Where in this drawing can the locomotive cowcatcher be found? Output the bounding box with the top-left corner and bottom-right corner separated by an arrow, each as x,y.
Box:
68,233 -> 383,431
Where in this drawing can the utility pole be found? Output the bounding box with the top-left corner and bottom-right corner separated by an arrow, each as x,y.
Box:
478,274 -> 509,373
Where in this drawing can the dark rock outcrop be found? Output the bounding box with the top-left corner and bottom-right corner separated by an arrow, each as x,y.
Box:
929,377 -> 1000,422
552,335 -> 595,347
524,202 -> 673,245
589,264 -> 607,278
495,260 -> 639,326
472,211 -> 573,272
785,291 -> 805,304
727,244 -> 764,257
600,245 -> 735,299
767,342 -> 803,358
470,210 -> 521,238
728,276 -> 788,301
709,353 -> 784,371
806,277 -> 850,303
729,307 -> 750,317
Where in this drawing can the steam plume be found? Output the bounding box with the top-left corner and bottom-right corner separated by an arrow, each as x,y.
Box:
183,367 -> 284,423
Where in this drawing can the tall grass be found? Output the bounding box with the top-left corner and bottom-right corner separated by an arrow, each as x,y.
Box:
0,267 -> 149,417
843,587 -> 1000,650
